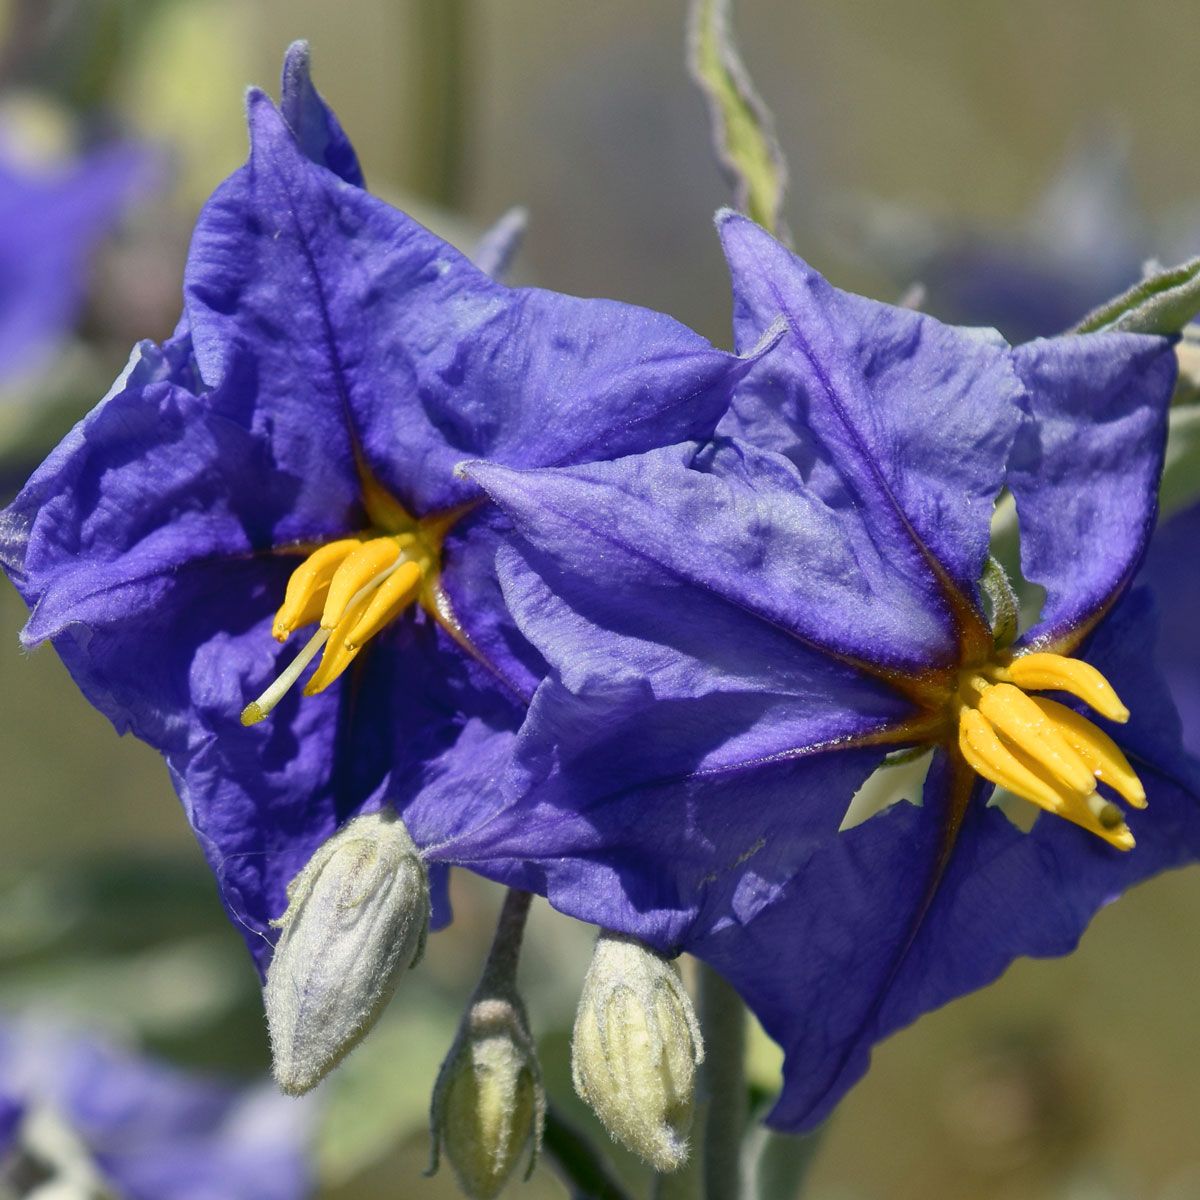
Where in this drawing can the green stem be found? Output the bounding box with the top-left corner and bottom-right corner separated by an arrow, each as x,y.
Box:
478,887 -> 532,993
542,1102 -> 633,1200
699,963 -> 747,1200
746,1125 -> 828,1200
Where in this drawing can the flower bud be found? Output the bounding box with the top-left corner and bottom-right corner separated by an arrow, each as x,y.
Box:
571,932 -> 704,1172
429,993 -> 544,1200
264,809 -> 428,1095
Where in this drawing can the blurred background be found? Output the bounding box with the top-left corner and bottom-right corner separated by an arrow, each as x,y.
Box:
2,1 -> 1199,1197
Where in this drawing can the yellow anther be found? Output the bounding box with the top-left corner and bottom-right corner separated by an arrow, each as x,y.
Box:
273,538 -> 361,642
1006,653 -> 1130,724
345,560 -> 423,651
321,538 -> 402,629
304,594 -> 373,696
958,708 -> 1086,815
1031,697 -> 1147,809
975,682 -> 1097,796
1052,790 -> 1136,852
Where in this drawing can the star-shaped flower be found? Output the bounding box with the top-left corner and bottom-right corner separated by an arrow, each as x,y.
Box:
464,211 -> 1200,1131
0,1016 -> 314,1200
0,46 -> 757,970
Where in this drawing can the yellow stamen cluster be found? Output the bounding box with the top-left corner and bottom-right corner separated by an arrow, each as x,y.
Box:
241,534 -> 428,726
955,652 -> 1146,850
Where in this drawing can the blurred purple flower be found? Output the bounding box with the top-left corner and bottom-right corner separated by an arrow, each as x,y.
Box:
0,45 -> 756,972
0,131 -> 151,382
0,1016 -> 313,1200
466,212 -> 1200,1131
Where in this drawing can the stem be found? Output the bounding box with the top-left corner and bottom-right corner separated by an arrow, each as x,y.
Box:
746,1125 -> 828,1200
478,887 -> 533,993
699,962 -> 747,1200
542,1102 -> 633,1200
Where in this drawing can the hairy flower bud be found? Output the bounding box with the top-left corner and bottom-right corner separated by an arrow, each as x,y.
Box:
572,932 -> 704,1172
264,809 -> 428,1095
429,992 -> 544,1200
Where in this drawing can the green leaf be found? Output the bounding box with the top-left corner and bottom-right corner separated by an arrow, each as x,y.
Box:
1073,256 -> 1200,335
1159,403 -> 1200,521
687,0 -> 789,239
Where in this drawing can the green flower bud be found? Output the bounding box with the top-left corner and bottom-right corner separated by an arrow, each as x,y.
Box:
264,809 -> 428,1095
429,993 -> 544,1200
572,932 -> 704,1172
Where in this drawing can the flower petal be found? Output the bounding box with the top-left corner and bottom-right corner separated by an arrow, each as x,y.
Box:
716,210 -> 1022,627
1011,331 -> 1177,646
279,40 -> 365,187
694,587 -> 1200,1132
451,449 -> 924,942
185,92 -> 751,519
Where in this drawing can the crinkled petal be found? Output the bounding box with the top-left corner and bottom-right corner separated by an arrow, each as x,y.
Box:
279,40 -> 365,187
463,444 -> 940,686
1011,332 -> 1177,646
695,587 -> 1200,1132
450,449 -> 921,942
185,92 -> 751,518
1,367 -> 355,650
716,210 -> 1022,641
438,504 -> 547,703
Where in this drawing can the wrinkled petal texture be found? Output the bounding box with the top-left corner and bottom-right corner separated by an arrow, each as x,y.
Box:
0,1018 -> 314,1200
186,92 -> 747,521
1011,332 -> 1176,646
2,73 -> 757,964
695,588 -> 1200,1131
716,211 -> 1023,666
460,446 -> 919,943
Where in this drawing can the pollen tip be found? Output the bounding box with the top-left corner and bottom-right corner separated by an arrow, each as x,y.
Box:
272,624 -> 290,643
240,702 -> 266,727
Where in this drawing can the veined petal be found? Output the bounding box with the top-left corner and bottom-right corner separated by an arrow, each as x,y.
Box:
1011,331 -> 1176,648
185,92 -> 751,525
715,210 -> 1023,641
692,587 -> 1200,1133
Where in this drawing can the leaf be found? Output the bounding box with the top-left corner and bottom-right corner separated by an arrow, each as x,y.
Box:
687,0 -> 790,239
1073,256 -> 1200,335
1158,403 -> 1200,521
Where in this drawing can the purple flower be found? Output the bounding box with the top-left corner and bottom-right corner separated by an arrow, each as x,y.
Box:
464,212 -> 1200,1131
0,46 -> 756,971
0,129 -> 151,382
0,1016 -> 313,1200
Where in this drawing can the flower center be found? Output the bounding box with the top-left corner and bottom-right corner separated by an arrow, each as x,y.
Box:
241,516 -> 447,727
953,652 -> 1145,850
